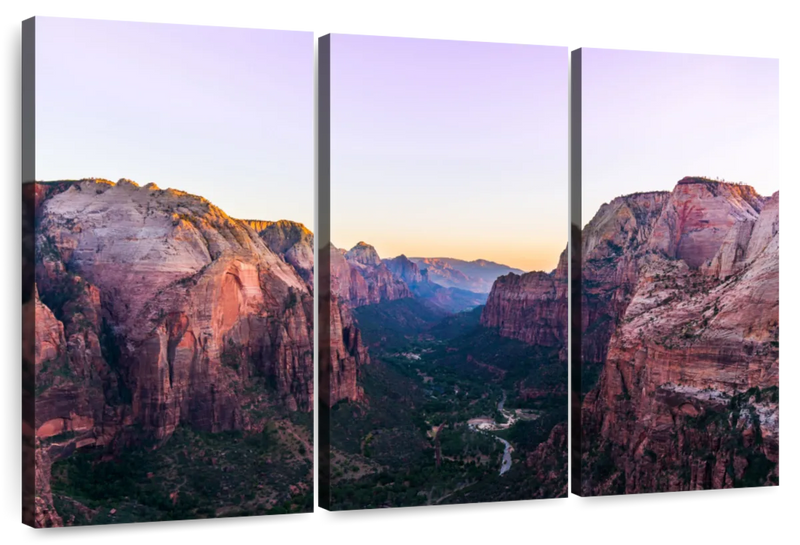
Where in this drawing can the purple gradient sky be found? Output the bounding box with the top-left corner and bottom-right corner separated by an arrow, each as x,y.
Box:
582,48 -> 778,226
36,17 -> 313,228
330,34 -> 568,272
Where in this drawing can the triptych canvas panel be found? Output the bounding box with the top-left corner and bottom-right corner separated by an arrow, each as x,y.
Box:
21,16 -> 778,528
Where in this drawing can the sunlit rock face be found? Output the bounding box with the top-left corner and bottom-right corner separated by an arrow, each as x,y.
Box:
577,179 -> 779,495
478,177 -> 780,494
245,219 -> 315,287
34,179 -> 314,447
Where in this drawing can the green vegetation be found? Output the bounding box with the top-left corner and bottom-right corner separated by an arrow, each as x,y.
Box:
50,423 -> 312,525
35,353 -> 74,395
352,297 -> 447,350
38,272 -> 88,324
99,319 -> 132,405
221,338 -> 243,371
37,234 -> 62,262
428,305 -> 483,339
330,302 -> 567,509
286,288 -> 299,309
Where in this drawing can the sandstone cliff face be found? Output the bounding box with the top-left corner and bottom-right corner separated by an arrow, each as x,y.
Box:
480,250 -> 567,349
580,191 -> 671,380
326,293 -> 370,405
34,440 -> 63,528
481,178 -> 782,495
245,219 -> 314,287
346,241 -> 382,267
525,423 -> 568,499
34,179 -> 314,446
647,178 -> 763,267
580,179 -> 779,495
436,184 -> 651,391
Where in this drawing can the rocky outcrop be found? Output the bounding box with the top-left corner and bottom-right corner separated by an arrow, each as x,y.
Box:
580,179 -> 779,495
34,288 -> 65,372
580,190 -> 671,378
34,440 -> 63,528
326,294 -> 369,404
34,179 -> 314,444
745,192 -> 779,263
702,219 -> 755,279
481,178 -> 782,495
483,188 -> 669,387
245,219 -> 314,286
525,423 -> 568,499
346,241 -> 382,268
331,243 -> 412,308
647,178 -> 763,268
480,250 -> 567,349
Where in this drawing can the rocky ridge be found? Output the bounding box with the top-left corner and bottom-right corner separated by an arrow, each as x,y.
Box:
473,177 -> 779,494
31,178 -> 316,525
579,178 -> 779,494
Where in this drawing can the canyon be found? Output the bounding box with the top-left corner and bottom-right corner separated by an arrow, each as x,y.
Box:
29,174 -> 766,517
28,176 -> 532,517
474,176 -> 779,496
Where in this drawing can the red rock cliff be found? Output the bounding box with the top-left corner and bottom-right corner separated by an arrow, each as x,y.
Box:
580,180 -> 779,495
480,250 -> 568,349
34,179 -> 314,446
244,219 -> 314,287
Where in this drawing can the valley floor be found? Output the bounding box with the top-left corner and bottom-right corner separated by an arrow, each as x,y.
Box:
328,301 -> 567,509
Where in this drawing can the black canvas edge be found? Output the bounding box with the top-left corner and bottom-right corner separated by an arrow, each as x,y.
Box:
15,17 -> 781,533
568,47 -> 583,497
317,33 -> 332,511
22,15 -> 36,527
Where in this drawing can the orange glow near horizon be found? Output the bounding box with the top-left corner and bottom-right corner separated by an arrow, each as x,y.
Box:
332,232 -> 566,274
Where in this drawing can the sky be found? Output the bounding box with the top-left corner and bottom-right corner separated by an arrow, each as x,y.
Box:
330,34 -> 568,273
35,17 -> 313,229
582,48 -> 779,226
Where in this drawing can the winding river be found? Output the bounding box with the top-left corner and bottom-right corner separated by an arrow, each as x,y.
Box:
495,393 -> 512,475
467,391 -> 514,476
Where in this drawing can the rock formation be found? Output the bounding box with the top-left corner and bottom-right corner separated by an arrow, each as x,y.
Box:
524,423 -> 568,499
579,178 -> 779,495
475,177 -> 779,495
244,219 -> 315,286
31,178 -> 317,525
345,241 -> 382,268
480,250 -> 568,350
332,242 -> 412,308
326,293 -> 370,404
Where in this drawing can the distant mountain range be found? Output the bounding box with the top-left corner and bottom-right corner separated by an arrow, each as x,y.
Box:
408,257 -> 525,294
331,242 -> 488,315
